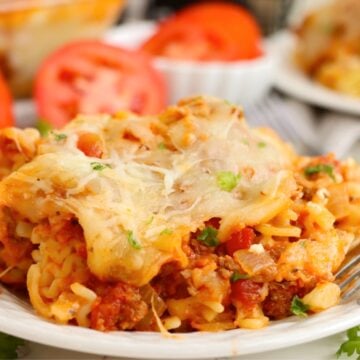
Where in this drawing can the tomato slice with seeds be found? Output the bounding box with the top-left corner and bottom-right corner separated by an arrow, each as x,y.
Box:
0,73 -> 14,128
142,20 -> 241,61
35,41 -> 167,128
141,2 -> 262,61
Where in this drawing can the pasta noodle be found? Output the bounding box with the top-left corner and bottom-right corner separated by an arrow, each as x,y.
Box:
0,95 -> 358,332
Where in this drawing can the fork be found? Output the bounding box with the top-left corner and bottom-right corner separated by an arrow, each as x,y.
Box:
336,252 -> 360,301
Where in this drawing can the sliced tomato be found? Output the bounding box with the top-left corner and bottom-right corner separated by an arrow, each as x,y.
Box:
142,20 -> 241,61
0,73 -> 14,128
35,41 -> 167,128
226,227 -> 256,256
141,2 -> 262,61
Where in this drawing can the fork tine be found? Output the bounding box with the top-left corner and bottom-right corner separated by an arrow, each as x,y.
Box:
342,279 -> 360,301
335,254 -> 360,279
337,267 -> 360,290
335,253 -> 360,299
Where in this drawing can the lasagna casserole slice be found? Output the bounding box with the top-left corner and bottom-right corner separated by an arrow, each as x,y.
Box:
0,96 -> 358,331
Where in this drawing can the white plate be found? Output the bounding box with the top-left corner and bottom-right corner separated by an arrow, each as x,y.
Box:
272,32 -> 360,116
1,285 -> 360,359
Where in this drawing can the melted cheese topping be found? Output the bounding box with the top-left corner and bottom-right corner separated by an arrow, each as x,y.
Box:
0,96 -> 296,286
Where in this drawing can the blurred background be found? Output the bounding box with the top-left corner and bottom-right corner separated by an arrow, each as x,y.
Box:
126,0 -> 315,32
1,0 -> 359,161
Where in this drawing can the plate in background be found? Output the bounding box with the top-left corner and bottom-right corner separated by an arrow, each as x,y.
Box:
272,32 -> 360,116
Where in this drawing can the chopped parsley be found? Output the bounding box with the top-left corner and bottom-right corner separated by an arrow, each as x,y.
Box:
230,271 -> 250,282
290,295 -> 309,317
36,119 -> 52,137
304,164 -> 335,180
0,332 -> 26,359
257,141 -> 267,148
160,228 -> 173,235
158,142 -> 167,150
197,226 -> 219,247
53,133 -> 67,141
322,22 -> 334,34
216,171 -> 241,192
91,162 -> 111,171
336,326 -> 360,359
127,231 -> 141,250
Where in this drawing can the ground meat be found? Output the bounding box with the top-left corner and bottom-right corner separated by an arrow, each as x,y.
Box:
90,282 -> 147,331
262,282 -> 300,319
151,262 -> 189,299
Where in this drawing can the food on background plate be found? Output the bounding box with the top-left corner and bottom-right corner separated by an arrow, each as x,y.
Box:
0,0 -> 125,98
295,0 -> 360,98
0,96 -> 358,332
35,41 -> 167,128
0,73 -> 14,128
141,2 -> 262,61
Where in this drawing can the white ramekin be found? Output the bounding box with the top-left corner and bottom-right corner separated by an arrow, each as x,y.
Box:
154,50 -> 275,106
106,21 -> 276,106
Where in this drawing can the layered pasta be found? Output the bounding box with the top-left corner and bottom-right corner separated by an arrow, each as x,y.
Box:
0,96 -> 358,332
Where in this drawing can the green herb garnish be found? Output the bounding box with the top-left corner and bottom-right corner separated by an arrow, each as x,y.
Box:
0,332 -> 26,359
257,141 -> 267,148
36,119 -> 53,137
216,171 -> 241,192
336,326 -> 360,359
158,142 -> 167,150
230,271 -> 250,282
53,133 -> 67,141
304,164 -> 335,180
197,226 -> 219,247
91,162 -> 111,171
290,295 -> 309,317
160,228 -> 173,235
322,22 -> 334,34
127,230 -> 141,250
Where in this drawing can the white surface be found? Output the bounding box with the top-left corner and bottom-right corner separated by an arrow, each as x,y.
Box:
26,332 -> 346,360
272,32 -> 360,116
1,282 -> 360,359
105,22 -> 276,106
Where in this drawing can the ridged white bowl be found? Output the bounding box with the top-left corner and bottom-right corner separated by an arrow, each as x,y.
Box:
105,22 -> 276,106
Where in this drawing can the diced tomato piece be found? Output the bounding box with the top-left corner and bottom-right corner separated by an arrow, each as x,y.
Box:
77,132 -> 104,158
231,279 -> 263,308
226,227 -> 255,256
0,72 -> 14,127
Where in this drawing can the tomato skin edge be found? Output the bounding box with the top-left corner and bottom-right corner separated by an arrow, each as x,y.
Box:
0,73 -> 14,128
141,2 -> 263,61
34,40 -> 167,128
